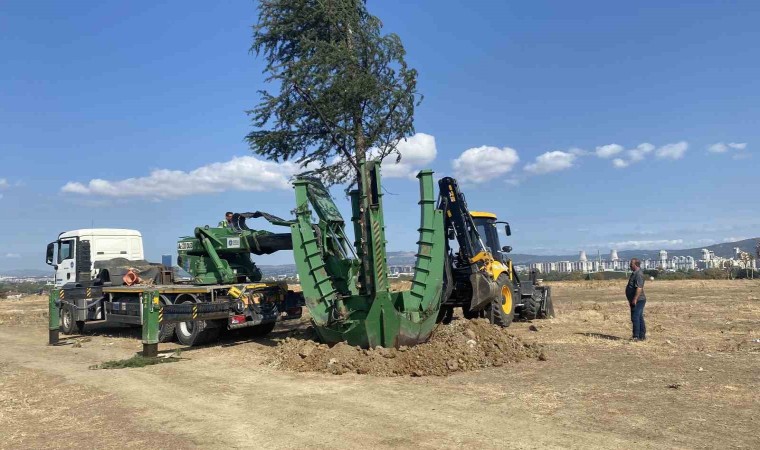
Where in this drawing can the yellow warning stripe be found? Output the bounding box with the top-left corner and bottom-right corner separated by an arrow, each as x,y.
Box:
192,305 -> 198,319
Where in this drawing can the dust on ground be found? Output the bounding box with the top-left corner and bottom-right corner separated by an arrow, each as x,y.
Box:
271,318 -> 543,376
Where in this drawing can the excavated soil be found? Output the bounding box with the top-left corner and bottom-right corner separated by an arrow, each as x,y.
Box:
269,318 -> 544,376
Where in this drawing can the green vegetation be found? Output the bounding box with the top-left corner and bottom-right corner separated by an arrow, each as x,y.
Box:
90,353 -> 182,370
0,281 -> 49,299
247,0 -> 420,185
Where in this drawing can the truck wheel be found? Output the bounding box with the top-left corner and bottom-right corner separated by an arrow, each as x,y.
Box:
175,318 -> 219,346
538,288 -> 555,319
519,292 -> 541,321
174,295 -> 210,346
176,319 -> 204,346
158,296 -> 175,343
60,305 -> 77,335
158,322 -> 176,343
247,321 -> 276,337
490,274 -> 515,327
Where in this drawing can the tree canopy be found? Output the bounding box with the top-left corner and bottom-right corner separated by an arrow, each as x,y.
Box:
247,0 -> 420,185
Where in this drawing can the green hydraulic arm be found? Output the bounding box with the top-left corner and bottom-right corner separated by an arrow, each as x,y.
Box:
290,160 -> 445,348
178,222 -> 293,285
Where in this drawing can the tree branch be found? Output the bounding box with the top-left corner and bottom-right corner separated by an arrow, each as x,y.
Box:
292,83 -> 359,173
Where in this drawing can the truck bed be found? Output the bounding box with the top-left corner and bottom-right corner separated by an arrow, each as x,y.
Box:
102,282 -> 275,295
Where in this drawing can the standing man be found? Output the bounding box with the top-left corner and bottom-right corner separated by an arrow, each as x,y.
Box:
218,212 -> 234,228
626,258 -> 646,340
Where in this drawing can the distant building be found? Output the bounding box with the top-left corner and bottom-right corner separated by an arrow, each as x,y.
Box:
530,248 -> 701,274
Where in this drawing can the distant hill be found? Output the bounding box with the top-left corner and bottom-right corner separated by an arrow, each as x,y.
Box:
259,264 -> 297,277
0,269 -> 50,278
509,238 -> 760,265
11,238 -> 756,279
387,239 -> 760,266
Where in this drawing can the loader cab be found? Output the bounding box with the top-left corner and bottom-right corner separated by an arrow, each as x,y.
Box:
470,212 -> 512,265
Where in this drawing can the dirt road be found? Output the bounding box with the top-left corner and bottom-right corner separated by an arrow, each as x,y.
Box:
1,279 -> 758,449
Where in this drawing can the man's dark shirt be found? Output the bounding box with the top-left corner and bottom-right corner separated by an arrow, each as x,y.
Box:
626,269 -> 646,302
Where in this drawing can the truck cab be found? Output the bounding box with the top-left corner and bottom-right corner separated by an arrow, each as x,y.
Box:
46,229 -> 144,287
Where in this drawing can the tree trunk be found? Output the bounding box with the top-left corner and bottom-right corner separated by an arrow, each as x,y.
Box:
355,122 -> 372,294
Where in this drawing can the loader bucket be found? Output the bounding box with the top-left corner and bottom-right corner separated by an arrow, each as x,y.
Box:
290,162 -> 445,348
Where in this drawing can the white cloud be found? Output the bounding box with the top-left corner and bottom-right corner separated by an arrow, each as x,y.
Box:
612,158 -> 629,169
708,142 -> 747,153
708,143 -> 728,153
379,133 -> 437,179
0,178 -> 8,189
569,147 -> 588,156
62,156 -> 302,199
452,145 -> 519,183
524,151 -> 576,174
4,253 -> 20,258
595,144 -> 624,159
655,141 -> 688,160
627,143 -> 655,162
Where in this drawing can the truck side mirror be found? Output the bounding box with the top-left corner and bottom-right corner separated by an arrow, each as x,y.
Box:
502,246 -> 512,253
46,242 -> 55,266
447,228 -> 455,240
504,223 -> 511,236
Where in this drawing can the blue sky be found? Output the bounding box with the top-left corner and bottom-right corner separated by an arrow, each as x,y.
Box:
1,0 -> 759,271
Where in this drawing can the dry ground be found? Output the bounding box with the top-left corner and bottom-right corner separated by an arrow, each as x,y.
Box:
1,279 -> 758,449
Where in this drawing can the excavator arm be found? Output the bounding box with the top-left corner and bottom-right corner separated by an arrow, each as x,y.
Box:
436,177 -> 491,268
436,177 -> 502,312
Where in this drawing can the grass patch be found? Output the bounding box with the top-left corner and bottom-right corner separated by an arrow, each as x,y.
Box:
90,352 -> 182,370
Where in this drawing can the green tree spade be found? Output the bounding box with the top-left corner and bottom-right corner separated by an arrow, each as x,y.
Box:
246,0 -> 420,185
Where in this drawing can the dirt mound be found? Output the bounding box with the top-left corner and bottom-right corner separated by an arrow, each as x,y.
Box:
269,319 -> 544,376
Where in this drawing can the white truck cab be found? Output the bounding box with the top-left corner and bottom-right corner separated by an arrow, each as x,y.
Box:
46,229 -> 144,287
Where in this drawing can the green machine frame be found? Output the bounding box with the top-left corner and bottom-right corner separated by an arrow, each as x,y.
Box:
290,161 -> 445,348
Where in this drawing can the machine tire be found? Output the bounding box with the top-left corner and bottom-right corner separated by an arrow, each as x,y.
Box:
176,320 -> 219,346
158,296 -> 175,343
175,319 -> 202,346
437,306 -> 454,324
490,274 -> 515,327
247,321 -> 276,338
539,288 -> 555,319
519,292 -> 541,321
463,307 -> 484,319
60,304 -> 77,335
174,295 -> 210,346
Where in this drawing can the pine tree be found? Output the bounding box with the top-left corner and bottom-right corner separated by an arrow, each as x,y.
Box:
247,0 -> 420,185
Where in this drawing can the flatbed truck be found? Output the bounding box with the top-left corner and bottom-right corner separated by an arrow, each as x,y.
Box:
46,228 -> 303,347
